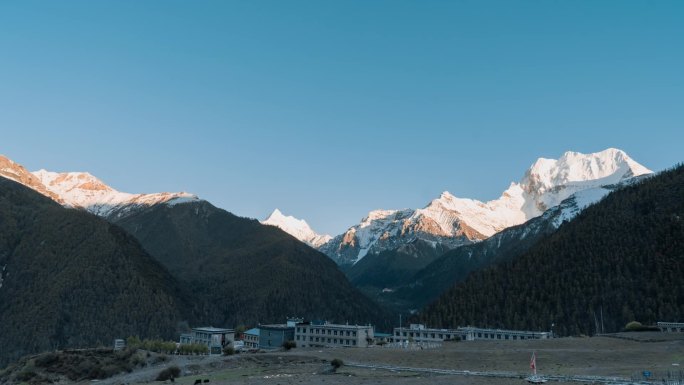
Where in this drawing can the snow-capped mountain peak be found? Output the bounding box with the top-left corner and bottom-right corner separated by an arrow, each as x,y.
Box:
0,156 -> 64,203
262,209 -> 332,248
30,169 -> 199,218
321,148 -> 652,265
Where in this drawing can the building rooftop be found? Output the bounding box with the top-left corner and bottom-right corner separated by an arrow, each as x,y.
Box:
192,326 -> 234,333
307,323 -> 373,330
260,324 -> 294,330
244,328 -> 260,336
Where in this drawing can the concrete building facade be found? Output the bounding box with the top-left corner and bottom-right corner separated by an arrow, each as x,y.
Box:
658,322 -> 684,332
258,324 -> 295,350
393,324 -> 550,344
184,327 -> 235,354
295,321 -> 374,348
243,328 -> 260,349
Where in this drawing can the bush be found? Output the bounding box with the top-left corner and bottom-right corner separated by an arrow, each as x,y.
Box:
153,354 -> 169,364
222,346 -> 235,356
282,340 -> 296,350
156,365 -> 181,381
330,358 -> 344,370
35,352 -> 59,367
15,370 -> 37,382
624,321 -> 660,332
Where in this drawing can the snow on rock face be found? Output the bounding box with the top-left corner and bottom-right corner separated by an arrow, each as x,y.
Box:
322,148 -> 652,265
0,155 -> 64,203
31,169 -> 198,218
261,209 -> 332,248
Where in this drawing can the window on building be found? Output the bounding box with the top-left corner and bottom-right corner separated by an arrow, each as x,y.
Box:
309,336 -> 313,341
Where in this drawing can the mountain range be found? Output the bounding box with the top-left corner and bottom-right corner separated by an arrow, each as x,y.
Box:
0,147 -> 674,366
265,148 -> 651,266
419,163 -> 684,335
258,149 -> 653,313
0,155 -> 389,366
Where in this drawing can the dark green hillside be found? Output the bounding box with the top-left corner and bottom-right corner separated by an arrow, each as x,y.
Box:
343,240 -> 449,312
113,201 -> 390,328
0,177 -> 193,367
420,165 -> 684,336
391,208 -> 559,311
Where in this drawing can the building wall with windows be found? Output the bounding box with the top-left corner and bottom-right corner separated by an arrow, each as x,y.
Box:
657,322 -> 684,332
393,324 -> 463,344
459,326 -> 550,341
243,328 -> 260,349
185,327 -> 235,354
259,324 -> 294,350
393,324 -> 550,344
294,322 -> 374,348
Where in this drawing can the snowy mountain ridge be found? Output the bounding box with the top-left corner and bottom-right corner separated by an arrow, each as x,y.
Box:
31,169 -> 199,218
319,148 -> 652,265
262,209 -> 332,248
0,155 -> 199,219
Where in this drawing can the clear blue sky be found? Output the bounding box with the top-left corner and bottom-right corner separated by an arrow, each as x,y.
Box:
1,1 -> 682,235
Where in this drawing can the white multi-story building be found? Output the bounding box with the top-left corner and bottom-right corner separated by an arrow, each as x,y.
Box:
181,326 -> 235,354
393,324 -> 550,344
294,322 -> 374,348
243,328 -> 260,349
459,326 -> 551,341
657,322 -> 684,332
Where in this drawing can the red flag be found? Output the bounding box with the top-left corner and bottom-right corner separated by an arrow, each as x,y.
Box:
530,352 -> 536,370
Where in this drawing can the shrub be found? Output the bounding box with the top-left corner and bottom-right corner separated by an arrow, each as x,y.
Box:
222,346 -> 235,356
625,321 -> 643,331
35,352 -> 59,367
282,340 -> 296,350
330,358 -> 344,370
153,354 -> 169,364
156,365 -> 181,381
15,370 -> 37,382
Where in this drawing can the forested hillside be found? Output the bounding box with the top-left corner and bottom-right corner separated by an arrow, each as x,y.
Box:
0,177 -> 193,367
113,201 -> 390,328
420,165 -> 684,336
